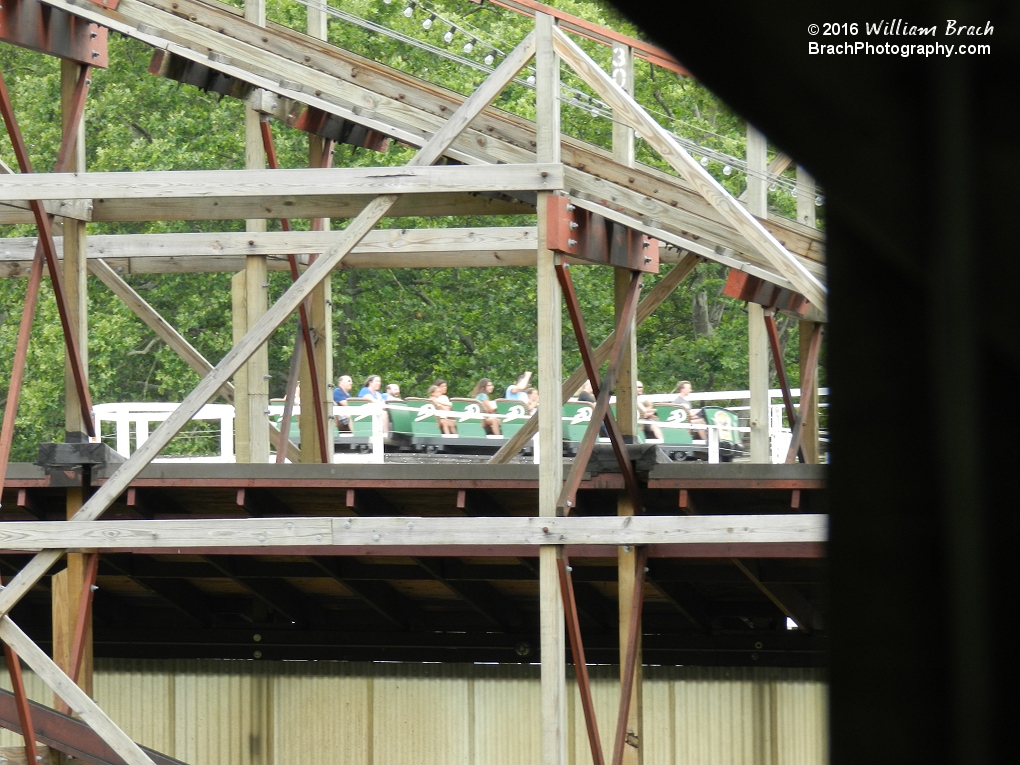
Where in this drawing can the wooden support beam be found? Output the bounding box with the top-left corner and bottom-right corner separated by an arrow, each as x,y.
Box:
0,514 -> 827,550
748,304 -> 770,463
550,28 -> 827,312
0,227 -> 541,275
798,320 -> 821,464
0,164 -> 563,202
612,547 -> 647,765
490,253 -> 699,463
786,324 -> 823,464
0,25 -> 541,622
535,16 -> 566,765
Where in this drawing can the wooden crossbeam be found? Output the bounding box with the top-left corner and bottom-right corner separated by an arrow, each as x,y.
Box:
0,514 -> 828,550
34,0 -> 825,278
550,27 -> 828,313
0,28 -> 539,623
0,164 -> 563,202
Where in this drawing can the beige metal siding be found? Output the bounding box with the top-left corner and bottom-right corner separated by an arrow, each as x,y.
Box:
0,661 -> 826,765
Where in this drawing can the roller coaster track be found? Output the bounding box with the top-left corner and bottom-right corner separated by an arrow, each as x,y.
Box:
36,0 -> 825,292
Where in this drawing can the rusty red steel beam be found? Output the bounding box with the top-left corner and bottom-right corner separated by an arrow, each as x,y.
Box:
0,64 -> 93,494
0,688 -> 189,765
555,264 -> 643,513
611,546 -> 648,765
557,554 -> 606,765
258,120 -> 329,463
556,272 -> 642,514
763,311 -> 805,464
0,68 -> 95,438
3,642 -> 40,765
785,324 -> 823,464
69,552 -> 99,685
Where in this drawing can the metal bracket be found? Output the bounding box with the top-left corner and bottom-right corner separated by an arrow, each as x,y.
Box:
722,268 -> 809,316
0,0 -> 108,67
546,195 -> 659,273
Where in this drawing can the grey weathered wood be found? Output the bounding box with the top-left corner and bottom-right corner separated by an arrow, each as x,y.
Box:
0,515 -> 828,549
535,16 -> 566,765
0,617 -> 156,765
0,164 -> 561,202
746,127 -> 771,463
0,29 -> 538,620
551,27 -> 827,313
489,253 -> 700,463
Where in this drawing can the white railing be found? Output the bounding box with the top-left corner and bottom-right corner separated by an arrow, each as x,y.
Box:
95,388 -> 827,465
92,402 -> 235,462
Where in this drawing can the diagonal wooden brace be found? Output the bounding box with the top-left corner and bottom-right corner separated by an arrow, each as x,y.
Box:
556,272 -> 641,513
0,29 -> 539,622
555,263 -> 643,513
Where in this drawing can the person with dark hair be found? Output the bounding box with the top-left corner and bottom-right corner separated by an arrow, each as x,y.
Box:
673,380 -> 707,440
526,387 -> 540,415
359,375 -> 383,401
470,377 -> 501,435
429,379 -> 457,435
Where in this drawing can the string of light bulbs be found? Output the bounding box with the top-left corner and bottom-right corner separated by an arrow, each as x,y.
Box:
276,0 -> 823,205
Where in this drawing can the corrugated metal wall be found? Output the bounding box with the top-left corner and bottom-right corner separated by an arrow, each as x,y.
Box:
1,661 -> 827,765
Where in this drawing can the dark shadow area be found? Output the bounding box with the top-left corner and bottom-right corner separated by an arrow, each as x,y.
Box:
604,0 -> 1019,762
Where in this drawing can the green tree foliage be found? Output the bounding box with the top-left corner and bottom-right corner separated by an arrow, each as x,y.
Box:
1,0 -> 822,460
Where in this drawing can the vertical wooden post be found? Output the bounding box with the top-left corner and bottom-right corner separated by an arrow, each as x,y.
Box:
234,0 -> 270,464
796,166 -> 820,463
536,13 -> 566,765
611,39 -> 642,765
612,42 -> 637,441
746,126 -> 770,462
299,0 -> 333,464
56,59 -> 93,708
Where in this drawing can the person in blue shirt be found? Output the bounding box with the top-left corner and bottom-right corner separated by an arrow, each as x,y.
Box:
333,375 -> 353,431
505,370 -> 532,402
358,375 -> 384,401
383,383 -> 401,400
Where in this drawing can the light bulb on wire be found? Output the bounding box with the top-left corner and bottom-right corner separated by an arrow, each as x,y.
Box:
700,156 -> 710,167
463,38 -> 475,53
722,165 -> 732,176
403,3 -> 415,18
443,28 -> 454,43
526,74 -> 536,85
422,14 -> 435,29
484,53 -> 494,66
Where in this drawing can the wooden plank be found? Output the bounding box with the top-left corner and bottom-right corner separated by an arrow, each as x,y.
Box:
0,28 -> 539,620
746,127 -> 771,464
489,252 -> 700,463
0,618 -> 157,765
536,18 -> 566,765
551,27 -> 827,312
0,164 -> 562,202
0,515 -> 828,550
